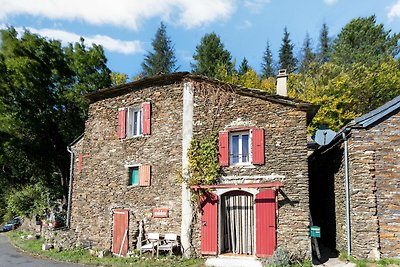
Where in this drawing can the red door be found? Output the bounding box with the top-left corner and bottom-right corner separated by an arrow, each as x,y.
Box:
200,192 -> 218,255
112,209 -> 129,256
255,189 -> 276,257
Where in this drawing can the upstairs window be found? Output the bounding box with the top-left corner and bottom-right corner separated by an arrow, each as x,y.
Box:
127,107 -> 142,137
118,102 -> 151,139
219,128 -> 264,166
230,132 -> 250,165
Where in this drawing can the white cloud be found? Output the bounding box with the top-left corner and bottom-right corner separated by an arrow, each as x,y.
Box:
324,0 -> 338,6
1,25 -> 144,55
388,0 -> 400,20
243,0 -> 271,11
0,0 -> 235,30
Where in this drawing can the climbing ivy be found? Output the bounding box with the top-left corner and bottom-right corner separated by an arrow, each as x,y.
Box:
187,133 -> 220,187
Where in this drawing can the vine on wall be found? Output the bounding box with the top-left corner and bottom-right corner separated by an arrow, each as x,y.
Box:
187,133 -> 220,187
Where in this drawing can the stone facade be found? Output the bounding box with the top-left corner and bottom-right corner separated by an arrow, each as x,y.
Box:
310,108 -> 400,259
68,73 -> 315,258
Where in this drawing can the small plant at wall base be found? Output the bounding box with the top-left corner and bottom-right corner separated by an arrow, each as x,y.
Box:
186,133 -> 220,189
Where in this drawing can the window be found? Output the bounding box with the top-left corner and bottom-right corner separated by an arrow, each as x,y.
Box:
128,166 -> 139,186
218,128 -> 264,166
230,131 -> 250,165
118,102 -> 151,139
127,164 -> 151,187
127,107 -> 142,137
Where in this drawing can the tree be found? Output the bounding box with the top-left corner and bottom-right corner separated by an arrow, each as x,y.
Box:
317,23 -> 331,63
0,27 -> 112,220
261,41 -> 275,78
279,27 -> 297,73
141,22 -> 177,76
192,32 -> 233,78
238,57 -> 250,75
111,72 -> 128,86
299,33 -> 315,74
332,15 -> 400,67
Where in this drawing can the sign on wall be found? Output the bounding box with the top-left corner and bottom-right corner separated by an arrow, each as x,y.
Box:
152,208 -> 169,218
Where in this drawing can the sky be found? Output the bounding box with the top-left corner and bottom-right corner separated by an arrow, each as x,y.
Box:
1,0 -> 400,79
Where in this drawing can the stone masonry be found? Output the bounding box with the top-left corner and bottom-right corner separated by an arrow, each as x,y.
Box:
310,109 -> 400,259
69,73 -> 316,258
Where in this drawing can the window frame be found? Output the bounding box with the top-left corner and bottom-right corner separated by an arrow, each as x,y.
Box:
126,106 -> 142,138
229,130 -> 252,166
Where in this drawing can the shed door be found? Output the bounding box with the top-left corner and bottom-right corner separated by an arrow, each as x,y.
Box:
200,192 -> 218,255
112,209 -> 129,256
255,189 -> 276,257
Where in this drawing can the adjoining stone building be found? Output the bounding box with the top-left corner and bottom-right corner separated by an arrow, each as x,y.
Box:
309,95 -> 400,259
68,72 -> 319,259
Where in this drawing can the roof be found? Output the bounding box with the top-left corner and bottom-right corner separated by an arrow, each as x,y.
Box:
85,72 -> 319,125
352,94 -> 400,128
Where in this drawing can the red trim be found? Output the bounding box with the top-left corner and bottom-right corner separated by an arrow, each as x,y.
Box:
191,182 -> 283,190
252,128 -> 265,165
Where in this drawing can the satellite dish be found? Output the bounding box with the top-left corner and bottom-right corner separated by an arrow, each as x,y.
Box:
313,127 -> 336,146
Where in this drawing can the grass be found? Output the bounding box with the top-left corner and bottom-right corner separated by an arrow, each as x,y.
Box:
5,230 -> 205,267
339,251 -> 400,267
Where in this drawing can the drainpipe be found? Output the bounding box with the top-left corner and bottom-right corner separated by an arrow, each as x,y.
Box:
66,146 -> 74,228
342,132 -> 351,256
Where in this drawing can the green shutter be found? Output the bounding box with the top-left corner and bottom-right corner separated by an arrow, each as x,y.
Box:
130,167 -> 139,185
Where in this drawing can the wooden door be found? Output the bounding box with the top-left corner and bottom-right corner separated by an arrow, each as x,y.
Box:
255,189 -> 276,257
200,192 -> 218,255
112,209 -> 129,256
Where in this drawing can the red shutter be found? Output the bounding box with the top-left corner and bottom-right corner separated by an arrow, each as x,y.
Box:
255,189 -> 276,257
77,153 -> 83,174
252,128 -> 265,165
112,209 -> 129,256
142,102 -> 151,135
117,108 -> 127,139
200,192 -> 218,255
218,131 -> 229,166
139,164 -> 151,186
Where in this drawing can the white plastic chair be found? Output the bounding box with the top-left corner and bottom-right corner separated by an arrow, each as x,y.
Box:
140,233 -> 160,257
157,233 -> 179,256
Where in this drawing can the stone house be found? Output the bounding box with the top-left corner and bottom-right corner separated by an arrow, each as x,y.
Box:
67,71 -> 319,259
309,95 -> 400,259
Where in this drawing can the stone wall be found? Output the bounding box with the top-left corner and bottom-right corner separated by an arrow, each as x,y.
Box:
351,110 -> 400,258
310,109 -> 400,259
191,82 -> 310,257
70,83 -> 184,252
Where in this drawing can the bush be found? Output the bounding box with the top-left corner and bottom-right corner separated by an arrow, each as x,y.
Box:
4,184 -> 48,220
264,247 -> 290,267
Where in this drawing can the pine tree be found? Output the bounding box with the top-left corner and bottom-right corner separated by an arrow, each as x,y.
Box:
238,57 -> 250,75
192,32 -> 233,78
318,23 -> 331,63
279,27 -> 297,73
299,33 -> 315,74
141,22 -> 177,76
332,15 -> 400,67
261,41 -> 275,78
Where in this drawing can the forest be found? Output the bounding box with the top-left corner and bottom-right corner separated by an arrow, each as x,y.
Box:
0,15 -> 399,222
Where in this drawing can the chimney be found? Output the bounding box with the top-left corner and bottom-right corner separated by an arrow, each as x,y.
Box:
276,69 -> 288,97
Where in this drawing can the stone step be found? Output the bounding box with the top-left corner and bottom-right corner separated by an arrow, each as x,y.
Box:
205,256 -> 262,267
